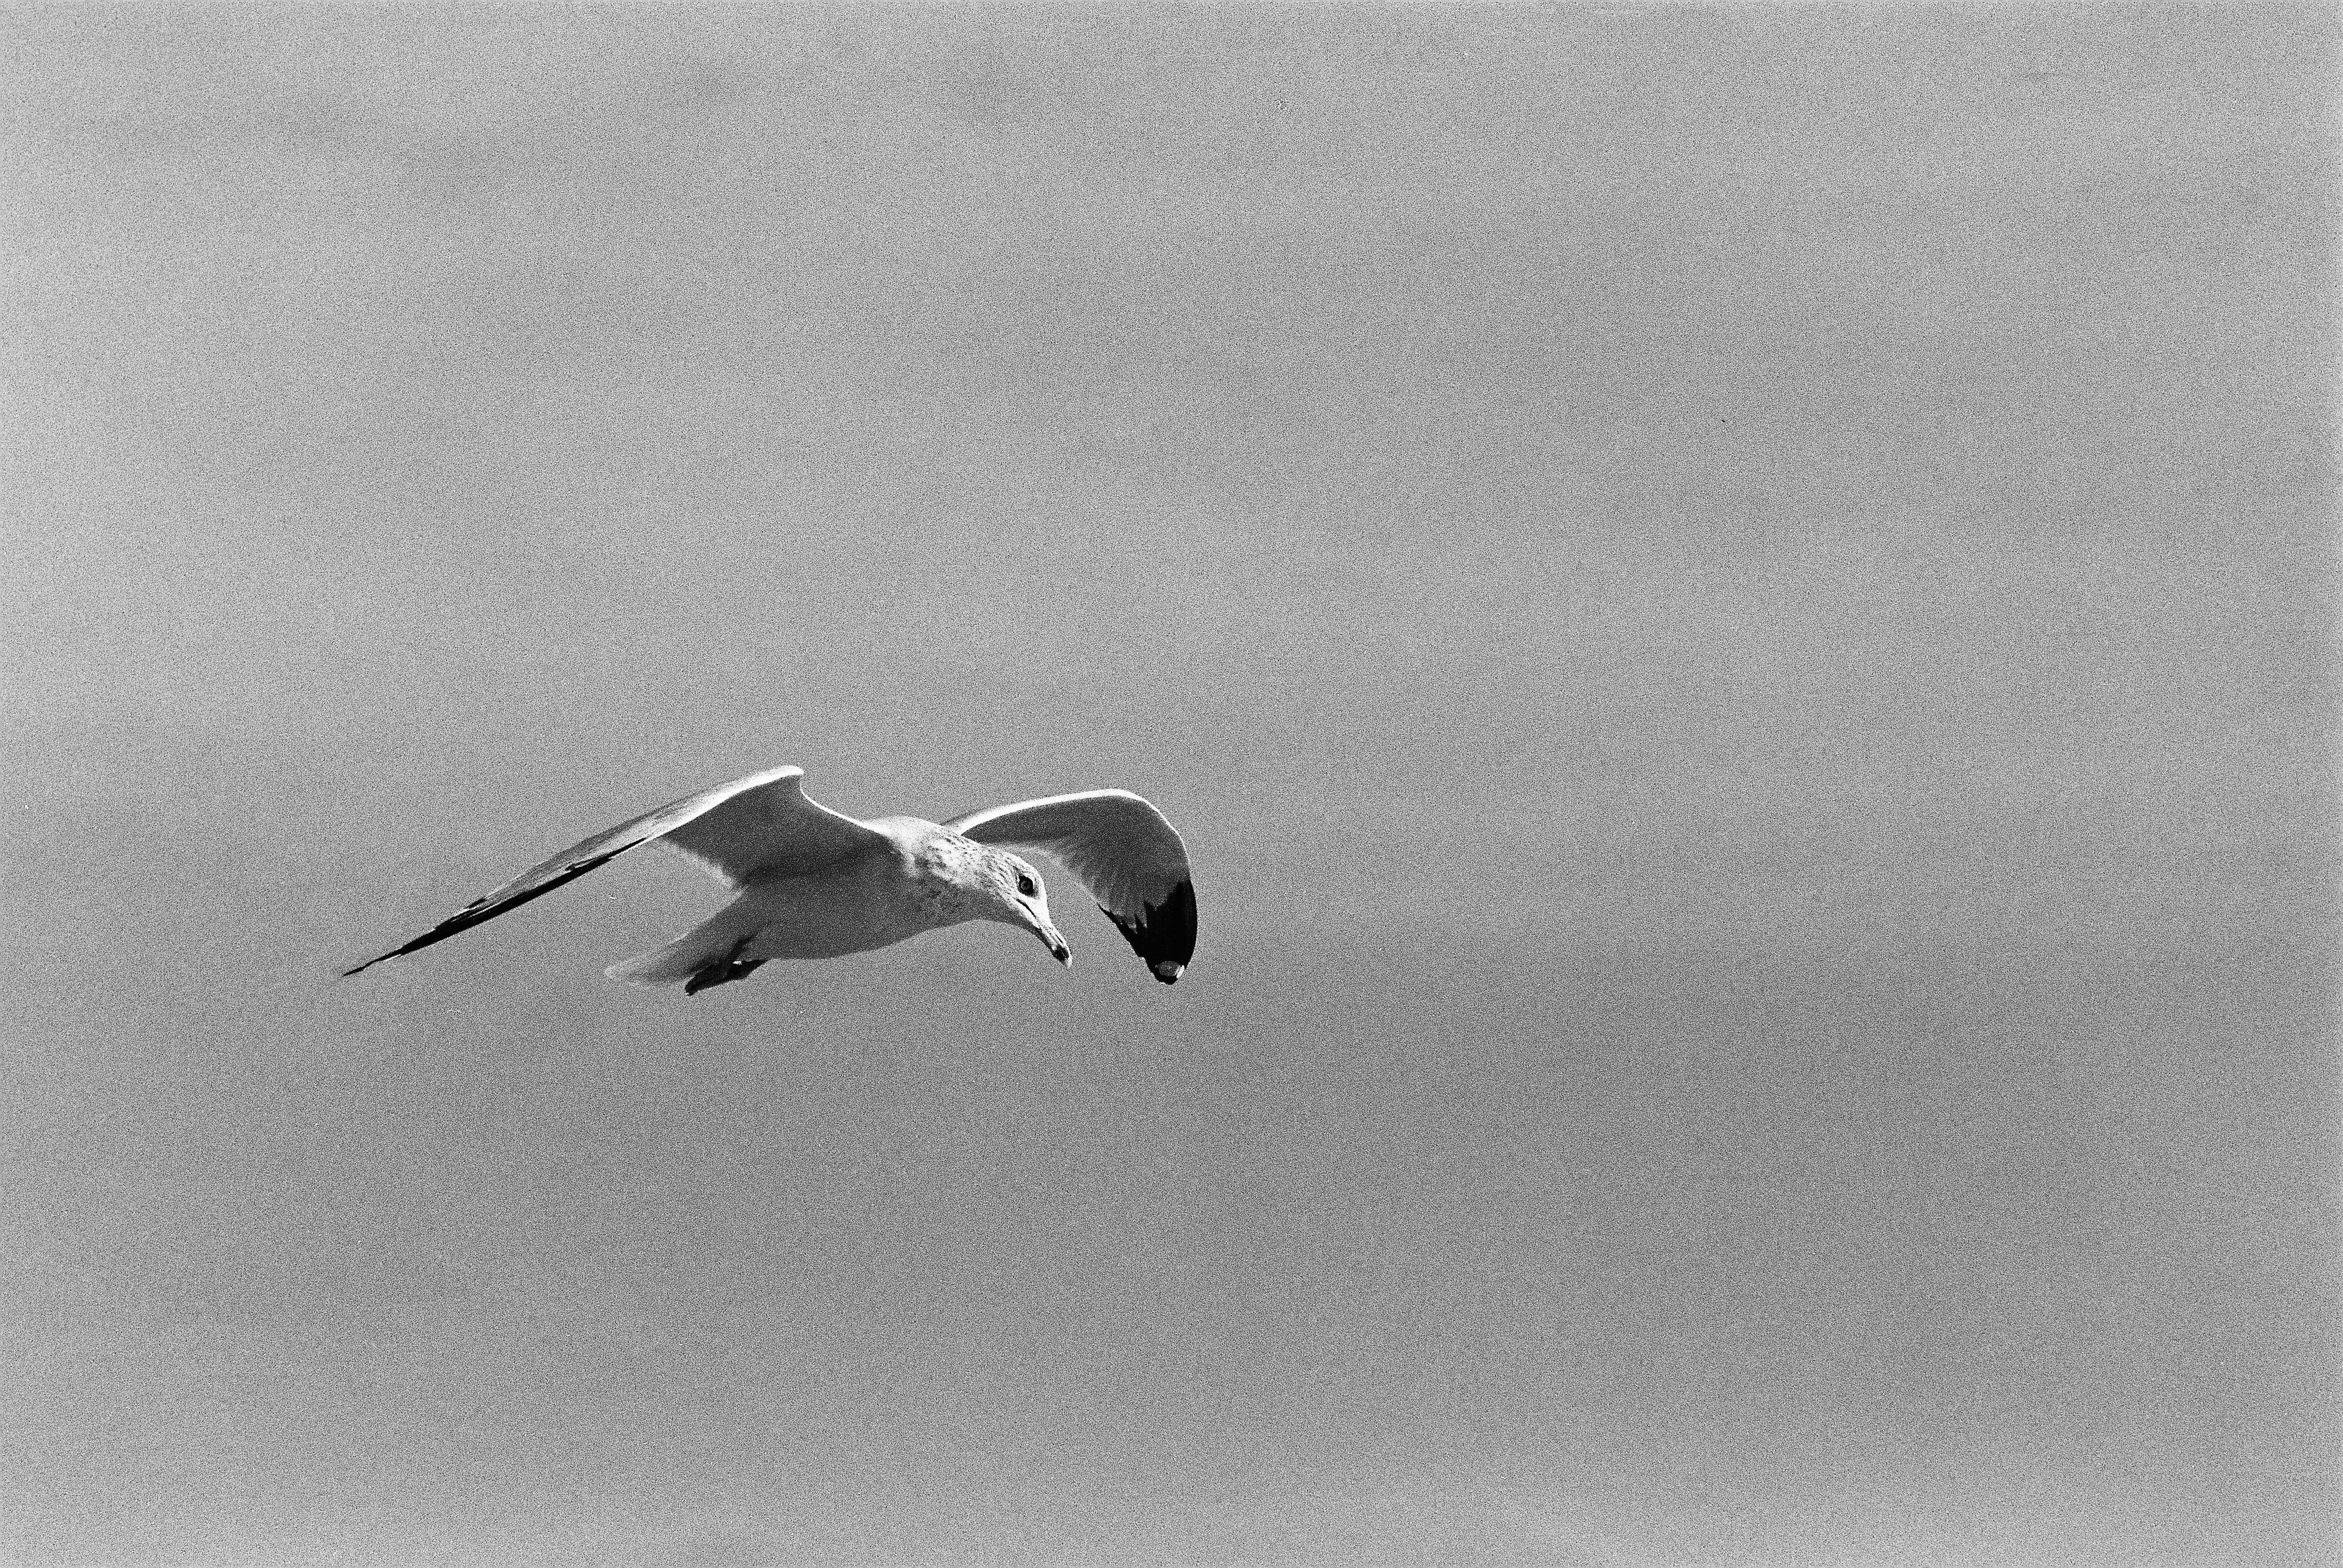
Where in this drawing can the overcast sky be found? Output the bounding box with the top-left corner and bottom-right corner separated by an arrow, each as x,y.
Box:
4,5 -> 2335,1566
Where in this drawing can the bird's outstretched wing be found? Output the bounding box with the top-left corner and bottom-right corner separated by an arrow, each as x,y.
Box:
344,765 -> 885,976
945,789 -> 1197,983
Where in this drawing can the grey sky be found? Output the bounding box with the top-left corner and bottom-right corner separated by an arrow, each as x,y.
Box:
4,5 -> 2335,1566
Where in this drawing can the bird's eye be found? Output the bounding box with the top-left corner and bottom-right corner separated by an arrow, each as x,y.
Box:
1016,875 -> 1037,897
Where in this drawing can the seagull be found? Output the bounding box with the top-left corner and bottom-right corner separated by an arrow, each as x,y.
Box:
343,766 -> 1197,993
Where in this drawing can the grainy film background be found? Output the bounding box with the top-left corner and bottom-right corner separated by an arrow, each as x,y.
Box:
4,6 -> 2335,1566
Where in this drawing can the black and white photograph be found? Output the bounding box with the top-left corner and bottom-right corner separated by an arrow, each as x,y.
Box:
4,5 -> 2335,1565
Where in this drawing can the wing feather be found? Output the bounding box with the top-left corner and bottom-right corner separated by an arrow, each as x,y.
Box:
945,789 -> 1197,983
344,765 -> 885,975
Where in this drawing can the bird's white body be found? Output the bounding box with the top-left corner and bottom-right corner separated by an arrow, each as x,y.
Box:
605,817 -> 1063,986
345,767 -> 1196,994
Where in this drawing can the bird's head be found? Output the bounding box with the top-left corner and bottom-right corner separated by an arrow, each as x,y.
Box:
930,835 -> 1070,968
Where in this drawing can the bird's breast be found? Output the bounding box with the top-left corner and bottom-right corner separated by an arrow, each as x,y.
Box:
734,845 -> 946,960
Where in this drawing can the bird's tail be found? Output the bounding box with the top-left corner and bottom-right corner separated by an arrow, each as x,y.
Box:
605,903 -> 763,988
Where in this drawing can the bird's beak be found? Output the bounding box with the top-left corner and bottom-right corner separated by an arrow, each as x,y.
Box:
1038,922 -> 1071,968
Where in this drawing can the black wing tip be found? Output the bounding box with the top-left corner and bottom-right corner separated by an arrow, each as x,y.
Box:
340,935 -> 435,977
1106,877 -> 1197,985
340,844 -> 634,982
343,944 -> 421,978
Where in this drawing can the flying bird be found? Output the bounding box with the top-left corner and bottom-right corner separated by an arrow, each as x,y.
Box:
343,766 -> 1197,993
